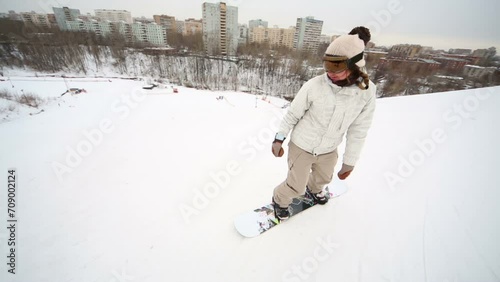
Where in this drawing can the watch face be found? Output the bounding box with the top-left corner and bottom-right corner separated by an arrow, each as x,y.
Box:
275,133 -> 286,141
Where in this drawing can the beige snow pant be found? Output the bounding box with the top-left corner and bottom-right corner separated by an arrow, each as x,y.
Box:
273,142 -> 338,207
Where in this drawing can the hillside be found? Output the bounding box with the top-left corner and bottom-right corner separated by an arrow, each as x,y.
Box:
0,76 -> 499,282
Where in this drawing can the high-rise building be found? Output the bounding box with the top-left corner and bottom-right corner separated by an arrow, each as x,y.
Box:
67,20 -> 114,37
293,16 -> 323,53
319,34 -> 333,44
175,20 -> 185,34
248,19 -> 268,29
95,9 -> 132,24
268,26 -> 295,49
130,22 -> 167,46
248,19 -> 268,43
463,65 -> 496,79
472,47 -> 497,65
7,11 -> 22,21
184,18 -> 203,36
76,13 -> 100,22
133,17 -> 155,24
449,48 -> 472,55
184,19 -> 203,35
238,24 -> 248,45
153,15 -> 177,33
53,7 -> 81,30
20,12 -> 52,28
250,26 -> 266,44
175,18 -> 203,36
202,2 -> 238,56
47,14 -> 57,26
66,19 -> 167,46
250,25 -> 295,49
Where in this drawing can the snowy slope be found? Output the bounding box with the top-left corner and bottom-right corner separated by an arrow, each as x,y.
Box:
0,76 -> 499,282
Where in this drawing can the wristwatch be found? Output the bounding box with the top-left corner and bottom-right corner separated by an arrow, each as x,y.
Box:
275,132 -> 286,142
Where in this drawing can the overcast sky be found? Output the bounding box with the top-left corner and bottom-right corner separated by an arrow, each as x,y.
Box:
1,0 -> 499,51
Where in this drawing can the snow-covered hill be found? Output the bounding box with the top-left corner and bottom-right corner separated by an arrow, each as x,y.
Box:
0,76 -> 499,282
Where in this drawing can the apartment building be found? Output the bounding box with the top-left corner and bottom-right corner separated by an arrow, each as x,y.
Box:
130,22 -> 167,46
269,26 -> 295,49
248,19 -> 268,29
175,20 -> 185,34
432,56 -> 469,72
472,48 -> 497,65
53,7 -> 81,30
319,34 -> 333,44
248,19 -> 268,44
95,9 -> 132,24
52,6 -> 166,46
250,25 -> 295,49
238,24 -> 248,45
153,15 -> 177,33
20,12 -> 52,28
67,20 -> 113,37
441,53 -> 481,65
202,2 -> 238,56
163,18 -> 203,36
389,44 -> 422,58
47,14 -> 57,26
184,18 -> 203,36
449,48 -> 472,55
66,19 -> 167,46
250,26 -> 266,44
134,17 -> 155,24
463,65 -> 497,79
293,16 -> 323,53
6,11 -> 22,21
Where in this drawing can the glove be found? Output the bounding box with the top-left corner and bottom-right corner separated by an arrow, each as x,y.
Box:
337,164 -> 354,180
271,140 -> 284,157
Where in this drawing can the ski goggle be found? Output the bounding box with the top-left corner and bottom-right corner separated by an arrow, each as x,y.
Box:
323,59 -> 348,74
323,52 -> 364,73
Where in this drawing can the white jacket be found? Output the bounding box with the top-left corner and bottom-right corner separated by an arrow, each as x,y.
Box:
278,74 -> 376,166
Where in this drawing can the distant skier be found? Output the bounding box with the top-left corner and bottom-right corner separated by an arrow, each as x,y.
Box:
271,27 -> 376,220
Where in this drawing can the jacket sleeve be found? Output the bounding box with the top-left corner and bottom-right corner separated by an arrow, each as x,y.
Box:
277,82 -> 311,138
343,84 -> 376,166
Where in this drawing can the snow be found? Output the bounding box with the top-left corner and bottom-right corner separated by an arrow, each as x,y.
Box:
0,75 -> 499,282
434,75 -> 464,80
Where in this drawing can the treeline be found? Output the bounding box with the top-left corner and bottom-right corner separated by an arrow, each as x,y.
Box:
108,52 -> 313,96
1,43 -> 312,97
0,19 -> 317,97
371,62 -> 500,97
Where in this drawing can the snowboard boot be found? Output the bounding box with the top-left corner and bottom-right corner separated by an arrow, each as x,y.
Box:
306,187 -> 329,205
272,197 -> 290,221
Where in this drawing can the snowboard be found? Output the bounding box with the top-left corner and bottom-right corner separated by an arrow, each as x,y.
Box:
234,177 -> 348,238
